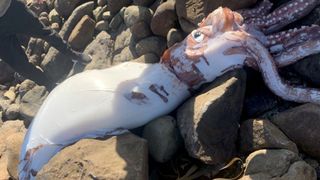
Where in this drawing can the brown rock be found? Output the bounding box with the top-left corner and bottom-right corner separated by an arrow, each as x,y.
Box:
6,132 -> 25,179
108,0 -> 132,15
240,119 -> 298,154
167,28 -> 185,47
151,0 -> 177,37
37,133 -> 148,180
177,70 -> 246,165
68,15 -> 95,51
130,21 -> 152,40
133,0 -> 155,7
54,0 -> 82,18
135,36 -> 166,57
271,103 -> 320,159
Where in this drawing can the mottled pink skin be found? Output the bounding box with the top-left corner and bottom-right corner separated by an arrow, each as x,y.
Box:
162,0 -> 320,104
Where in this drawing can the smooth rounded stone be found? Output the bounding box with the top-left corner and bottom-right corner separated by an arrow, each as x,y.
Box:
95,20 -> 109,31
109,12 -> 124,30
112,46 -> 137,65
178,16 -> 197,33
37,133 -> 148,180
151,0 -> 177,37
135,36 -> 166,57
123,5 -> 153,27
84,31 -> 114,70
50,22 -> 60,32
19,80 -> 36,97
5,104 -> 20,120
240,119 -> 298,154
133,53 -> 159,63
130,21 -> 152,40
19,86 -> 48,125
244,149 -> 299,177
39,16 -> 50,26
133,0 -> 155,6
48,9 -> 61,25
3,87 -> 16,102
107,0 -> 132,15
0,61 -> 14,84
293,54 -> 320,85
143,116 -> 182,163
97,0 -> 107,7
102,11 -> 112,21
176,0 -> 257,33
54,0 -> 82,18
93,5 -> 108,22
177,70 -> 246,165
0,120 -> 26,180
279,161 -> 317,180
167,28 -> 184,47
68,15 -> 95,51
271,103 -> 320,159
6,132 -> 24,179
239,173 -> 271,180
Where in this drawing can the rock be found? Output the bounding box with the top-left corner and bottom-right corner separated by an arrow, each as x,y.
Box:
0,60 -> 14,84
112,46 -> 137,65
175,0 -> 257,33
28,54 -> 41,66
39,12 -> 48,18
48,9 -> 62,25
26,0 -> 47,16
54,0 -> 82,18
19,86 -> 49,125
46,0 -> 55,10
279,161 -> 317,180
133,53 -> 159,63
178,16 -> 197,33
19,80 -> 36,97
5,104 -> 20,120
114,27 -> 134,52
0,100 -> 11,114
133,0 -> 155,7
107,0 -> 132,15
135,36 -> 166,57
4,87 -> 16,102
239,173 -> 272,180
177,70 -> 246,165
305,158 -> 319,169
293,54 -> 320,85
95,20 -> 109,31
244,149 -> 299,177
151,0 -> 177,37
167,28 -> 184,47
271,103 -> 320,159
97,0 -> 107,7
123,5 -> 153,27
143,116 -> 182,163
93,5 -> 108,22
0,121 -> 26,180
84,31 -> 114,70
109,12 -> 124,30
6,132 -> 25,179
68,15 -> 95,51
102,11 -> 112,21
150,0 -> 164,12
51,22 -> 60,32
240,119 -> 298,154
39,16 -> 50,26
130,21 -> 152,40
37,133 -> 148,180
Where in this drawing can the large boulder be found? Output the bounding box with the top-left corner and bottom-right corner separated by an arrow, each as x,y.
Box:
177,69 -> 246,165
37,133 -> 148,180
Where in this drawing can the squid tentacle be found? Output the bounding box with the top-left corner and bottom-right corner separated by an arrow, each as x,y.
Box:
238,0 -> 273,20
244,36 -> 320,104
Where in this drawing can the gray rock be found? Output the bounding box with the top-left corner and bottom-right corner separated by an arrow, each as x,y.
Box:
0,61 -> 14,84
293,54 -> 320,85
50,23 -> 60,32
240,119 -> 298,154
240,173 -> 271,180
109,12 -> 124,30
19,80 -> 36,98
135,36 -> 166,57
244,149 -> 299,177
115,27 -> 134,52
37,133 -> 148,180
177,70 -> 246,165
39,16 -> 50,26
0,100 -> 11,114
130,21 -> 152,41
95,20 -> 109,31
271,103 -> 320,159
102,11 -> 112,21
19,86 -> 48,125
26,0 -> 47,16
133,53 -> 159,64
48,9 -> 62,25
93,5 -> 108,22
5,104 -> 20,120
279,161 -> 317,180
123,5 -> 153,27
133,0 -> 155,7
167,28 -> 184,47
107,0 -> 132,15
54,0 -> 82,18
68,15 -> 95,51
113,46 -> 137,65
97,0 -> 107,7
151,0 -> 177,37
143,116 -> 182,163
84,31 -> 114,70
176,0 -> 257,33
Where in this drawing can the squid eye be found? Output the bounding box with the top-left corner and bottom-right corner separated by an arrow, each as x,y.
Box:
191,30 -> 205,42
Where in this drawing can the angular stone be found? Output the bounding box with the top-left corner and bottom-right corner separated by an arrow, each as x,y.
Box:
95,20 -> 109,31
37,133 -> 148,180
6,132 -> 25,179
5,104 -> 20,120
271,103 -> 320,159
48,9 -> 62,25
177,70 -> 246,165
240,119 -> 298,154
167,28 -> 184,47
